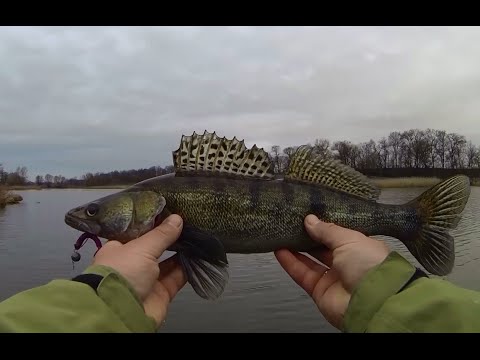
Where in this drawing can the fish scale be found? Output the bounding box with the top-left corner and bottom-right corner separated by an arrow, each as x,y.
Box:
64,130 -> 471,301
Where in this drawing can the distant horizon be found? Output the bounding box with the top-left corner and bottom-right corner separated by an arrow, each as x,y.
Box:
3,125 -> 480,180
2,126 -> 479,184
2,27 -> 480,178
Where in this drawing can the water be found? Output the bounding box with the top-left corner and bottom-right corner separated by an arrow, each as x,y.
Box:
1,187 -> 479,333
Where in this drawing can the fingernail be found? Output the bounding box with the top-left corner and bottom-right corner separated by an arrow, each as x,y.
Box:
165,215 -> 182,228
305,214 -> 320,226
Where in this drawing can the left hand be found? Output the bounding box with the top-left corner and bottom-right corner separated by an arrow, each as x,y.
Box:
91,214 -> 187,327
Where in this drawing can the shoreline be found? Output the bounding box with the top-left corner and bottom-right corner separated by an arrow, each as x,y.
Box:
5,176 -> 480,191
370,176 -> 480,188
0,187 -> 23,208
6,184 -> 130,190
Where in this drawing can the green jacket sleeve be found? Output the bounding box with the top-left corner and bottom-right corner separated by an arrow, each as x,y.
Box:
343,251 -> 480,333
0,265 -> 157,333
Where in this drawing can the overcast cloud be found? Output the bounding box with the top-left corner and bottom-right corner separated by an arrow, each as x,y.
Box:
1,26 -> 480,179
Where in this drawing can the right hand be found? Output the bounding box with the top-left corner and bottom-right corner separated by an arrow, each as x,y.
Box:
275,214 -> 390,330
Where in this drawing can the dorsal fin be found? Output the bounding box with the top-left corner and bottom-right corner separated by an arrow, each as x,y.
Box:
284,145 -> 381,201
172,130 -> 275,180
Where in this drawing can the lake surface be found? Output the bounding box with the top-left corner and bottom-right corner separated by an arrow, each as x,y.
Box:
1,187 -> 479,332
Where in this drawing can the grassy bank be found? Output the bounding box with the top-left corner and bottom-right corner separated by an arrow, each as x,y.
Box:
0,186 -> 22,208
370,177 -> 442,188
6,177 -> 480,192
81,185 -> 129,189
370,176 -> 480,188
7,184 -> 129,190
6,184 -> 42,190
0,186 -> 8,208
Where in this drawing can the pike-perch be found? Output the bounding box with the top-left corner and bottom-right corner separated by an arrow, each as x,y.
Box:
64,131 -> 471,300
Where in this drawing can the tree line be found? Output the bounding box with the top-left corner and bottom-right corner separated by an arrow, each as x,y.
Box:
0,163 -> 176,188
1,128 -> 480,187
269,128 -> 480,175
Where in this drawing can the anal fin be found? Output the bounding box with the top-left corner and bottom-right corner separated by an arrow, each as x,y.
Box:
169,224 -> 229,300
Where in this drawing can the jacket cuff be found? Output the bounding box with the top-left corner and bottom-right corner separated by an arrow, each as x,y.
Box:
81,265 -> 157,332
342,251 -> 417,333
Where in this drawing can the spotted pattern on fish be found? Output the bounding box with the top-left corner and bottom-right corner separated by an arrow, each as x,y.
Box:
65,128 -> 472,302
281,180 -> 295,208
172,130 -> 275,180
249,179 -> 261,211
308,185 -> 326,220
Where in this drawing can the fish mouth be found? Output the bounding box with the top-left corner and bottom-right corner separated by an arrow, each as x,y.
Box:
65,212 -> 101,235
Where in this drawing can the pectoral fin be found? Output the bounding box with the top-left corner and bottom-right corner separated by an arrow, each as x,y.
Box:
169,224 -> 229,300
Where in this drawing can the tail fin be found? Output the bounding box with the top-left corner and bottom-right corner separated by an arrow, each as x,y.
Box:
405,175 -> 471,276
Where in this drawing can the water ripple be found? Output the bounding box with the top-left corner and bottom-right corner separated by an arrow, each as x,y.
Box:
1,187 -> 479,332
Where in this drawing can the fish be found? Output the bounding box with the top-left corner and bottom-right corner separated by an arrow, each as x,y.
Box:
64,130 -> 471,300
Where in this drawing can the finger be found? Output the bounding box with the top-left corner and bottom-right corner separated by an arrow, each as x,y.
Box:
143,281 -> 169,327
312,268 -> 340,299
143,263 -> 187,326
99,240 -> 123,250
292,252 -> 328,273
92,240 -> 122,259
158,254 -> 180,279
158,262 -> 187,301
128,214 -> 183,259
304,214 -> 355,250
307,248 -> 333,268
292,252 -> 330,295
275,249 -> 328,296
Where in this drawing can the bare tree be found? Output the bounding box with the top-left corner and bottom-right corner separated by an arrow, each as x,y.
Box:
410,129 -> 430,168
35,175 -> 44,185
378,137 -> 389,168
282,146 -> 298,171
388,131 -> 402,168
466,141 -> 477,168
312,138 -> 332,158
474,149 -> 480,168
45,174 -> 53,185
0,164 -> 6,184
358,140 -> 380,169
447,133 -> 467,168
17,166 -> 28,183
270,145 -> 283,174
400,129 -> 429,168
435,130 -> 448,168
332,141 -> 353,166
350,145 -> 361,168
424,128 -> 438,167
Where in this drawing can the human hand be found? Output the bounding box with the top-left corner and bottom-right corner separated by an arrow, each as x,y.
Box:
275,214 -> 390,330
91,214 -> 186,327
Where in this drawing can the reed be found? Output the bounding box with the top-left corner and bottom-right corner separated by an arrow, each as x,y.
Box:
370,177 -> 443,188
0,186 -> 9,208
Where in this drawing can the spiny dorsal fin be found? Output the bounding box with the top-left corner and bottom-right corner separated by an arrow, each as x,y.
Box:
285,145 -> 381,201
172,130 -> 275,180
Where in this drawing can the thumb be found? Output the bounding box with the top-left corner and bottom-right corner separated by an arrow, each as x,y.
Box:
128,214 -> 183,258
304,214 -> 351,250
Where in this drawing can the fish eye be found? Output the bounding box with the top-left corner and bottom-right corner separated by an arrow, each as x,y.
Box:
86,203 -> 99,217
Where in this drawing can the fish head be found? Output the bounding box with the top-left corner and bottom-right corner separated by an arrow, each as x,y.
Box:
65,190 -> 167,242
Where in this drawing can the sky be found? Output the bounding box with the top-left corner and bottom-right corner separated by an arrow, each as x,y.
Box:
1,26 -> 480,179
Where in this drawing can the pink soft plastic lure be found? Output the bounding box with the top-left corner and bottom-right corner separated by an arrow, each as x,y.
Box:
71,232 -> 103,266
